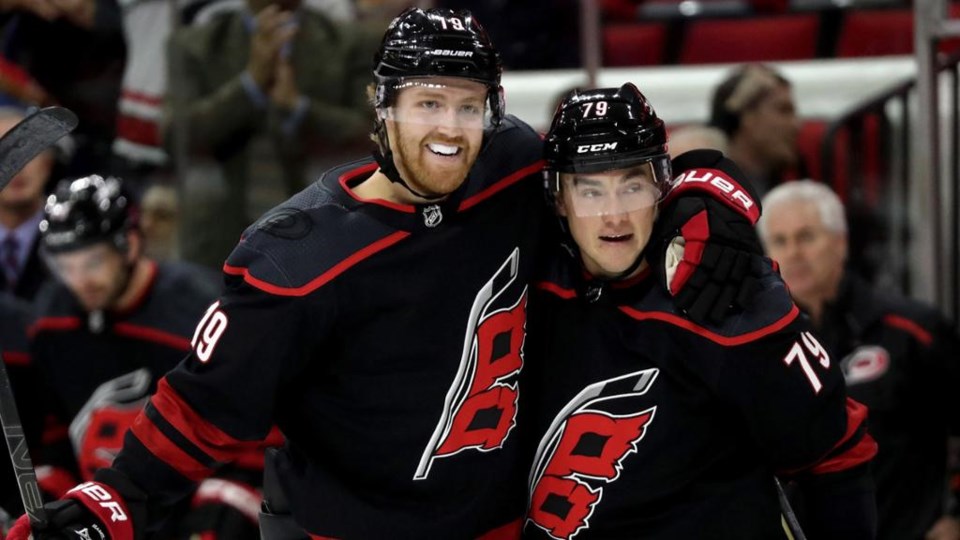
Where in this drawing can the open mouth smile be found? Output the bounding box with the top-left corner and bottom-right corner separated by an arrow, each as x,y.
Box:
427,143 -> 462,157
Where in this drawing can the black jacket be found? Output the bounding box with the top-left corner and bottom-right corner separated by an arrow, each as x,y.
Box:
812,272 -> 960,540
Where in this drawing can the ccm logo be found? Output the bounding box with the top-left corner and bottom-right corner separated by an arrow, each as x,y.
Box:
70,482 -> 128,523
431,49 -> 473,57
674,169 -> 755,211
577,142 -> 617,153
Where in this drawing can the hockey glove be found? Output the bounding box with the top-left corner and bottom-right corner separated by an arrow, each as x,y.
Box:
654,149 -> 765,325
6,470 -> 145,540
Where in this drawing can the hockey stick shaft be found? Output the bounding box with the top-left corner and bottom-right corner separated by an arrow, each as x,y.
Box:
0,351 -> 46,527
0,106 -> 77,530
775,477 -> 807,540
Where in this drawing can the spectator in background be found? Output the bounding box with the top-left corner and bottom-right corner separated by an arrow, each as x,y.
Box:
759,180 -> 960,540
0,0 -> 125,175
166,0 -> 379,268
139,183 -> 180,261
709,64 -> 801,196
0,107 -> 56,301
667,124 -> 728,158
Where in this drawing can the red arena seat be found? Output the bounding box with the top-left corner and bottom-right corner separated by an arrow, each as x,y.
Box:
678,14 -> 820,64
836,9 -> 914,57
603,23 -> 668,66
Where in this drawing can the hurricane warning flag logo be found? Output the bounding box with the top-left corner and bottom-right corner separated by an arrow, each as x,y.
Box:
527,369 -> 658,540
415,248 -> 527,480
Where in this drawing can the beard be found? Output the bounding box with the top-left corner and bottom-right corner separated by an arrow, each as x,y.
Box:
390,122 -> 481,198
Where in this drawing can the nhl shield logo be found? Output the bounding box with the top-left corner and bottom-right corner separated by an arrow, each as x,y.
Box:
422,205 -> 443,228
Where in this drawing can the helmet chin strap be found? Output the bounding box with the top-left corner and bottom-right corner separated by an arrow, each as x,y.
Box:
559,217 -> 649,303
373,120 -> 447,202
613,247 -> 648,281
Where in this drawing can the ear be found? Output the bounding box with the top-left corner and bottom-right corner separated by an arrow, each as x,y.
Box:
125,231 -> 142,263
555,193 -> 568,217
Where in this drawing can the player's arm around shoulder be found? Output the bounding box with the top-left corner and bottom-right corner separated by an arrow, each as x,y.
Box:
704,261 -> 876,471
708,264 -> 878,539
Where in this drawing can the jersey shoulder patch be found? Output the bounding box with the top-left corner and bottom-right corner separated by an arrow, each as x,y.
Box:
223,161 -> 407,296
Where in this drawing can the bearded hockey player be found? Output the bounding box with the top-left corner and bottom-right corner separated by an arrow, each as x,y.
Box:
11,8 -> 545,539
8,10 -> 781,540
523,83 -> 878,540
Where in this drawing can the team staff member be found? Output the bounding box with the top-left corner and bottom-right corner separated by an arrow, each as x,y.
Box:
760,180 -> 960,540
524,84 -> 877,539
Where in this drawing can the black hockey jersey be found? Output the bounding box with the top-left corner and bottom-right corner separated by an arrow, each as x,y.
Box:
29,260 -> 219,480
108,116 -> 547,539
813,272 -> 960,540
522,252 -> 877,540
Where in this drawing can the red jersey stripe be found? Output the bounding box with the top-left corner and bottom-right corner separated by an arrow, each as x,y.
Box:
534,281 -> 576,299
2,351 -> 30,366
337,162 -> 414,213
882,314 -> 933,347
150,378 -> 261,463
129,411 -> 212,482
28,316 -> 83,338
618,304 -> 800,346
459,161 -> 544,212
808,399 -> 878,474
113,322 -> 192,351
223,231 -> 411,296
476,517 -> 522,540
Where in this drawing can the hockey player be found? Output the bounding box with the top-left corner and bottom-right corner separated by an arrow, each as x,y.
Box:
22,175 -> 267,538
8,9 -> 771,540
523,83 -> 878,539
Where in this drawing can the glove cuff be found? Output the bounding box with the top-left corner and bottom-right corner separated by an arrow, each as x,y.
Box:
64,482 -> 136,540
664,167 -> 760,225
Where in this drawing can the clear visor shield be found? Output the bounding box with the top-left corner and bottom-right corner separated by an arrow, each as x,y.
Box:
559,162 -> 667,217
42,243 -> 115,283
378,79 -> 494,130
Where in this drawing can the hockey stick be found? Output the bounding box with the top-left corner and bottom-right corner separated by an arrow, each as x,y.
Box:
0,106 -> 78,530
776,477 -> 807,540
0,106 -> 78,191
0,353 -> 46,528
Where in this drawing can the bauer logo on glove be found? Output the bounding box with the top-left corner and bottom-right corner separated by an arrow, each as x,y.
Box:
653,149 -> 766,324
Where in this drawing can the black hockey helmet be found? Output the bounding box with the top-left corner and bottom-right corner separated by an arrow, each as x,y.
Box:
40,174 -> 134,254
373,7 -> 504,128
543,83 -> 671,199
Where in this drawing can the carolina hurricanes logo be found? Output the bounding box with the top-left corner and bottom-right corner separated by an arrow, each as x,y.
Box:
414,248 -> 527,480
69,369 -> 152,480
840,345 -> 890,385
527,369 -> 659,540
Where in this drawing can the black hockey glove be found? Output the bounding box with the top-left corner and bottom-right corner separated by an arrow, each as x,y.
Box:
6,470 -> 145,540
653,149 -> 766,325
